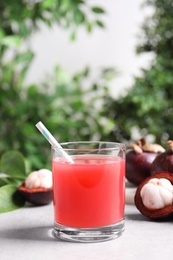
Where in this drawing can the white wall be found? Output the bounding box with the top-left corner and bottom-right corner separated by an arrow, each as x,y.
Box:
26,0 -> 153,98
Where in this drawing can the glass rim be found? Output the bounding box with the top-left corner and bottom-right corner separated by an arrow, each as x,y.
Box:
52,141 -> 126,151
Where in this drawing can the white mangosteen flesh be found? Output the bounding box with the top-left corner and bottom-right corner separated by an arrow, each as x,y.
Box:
25,169 -> 52,189
140,178 -> 173,210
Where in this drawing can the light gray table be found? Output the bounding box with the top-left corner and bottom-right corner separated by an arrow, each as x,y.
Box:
0,202 -> 173,260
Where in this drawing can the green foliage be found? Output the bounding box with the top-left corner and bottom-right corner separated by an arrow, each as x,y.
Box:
1,151 -> 27,182
0,151 -> 27,185
0,151 -> 27,213
0,1 -> 116,170
104,0 -> 173,146
0,65 -> 115,170
137,0 -> 173,57
0,185 -> 25,213
0,0 -> 105,45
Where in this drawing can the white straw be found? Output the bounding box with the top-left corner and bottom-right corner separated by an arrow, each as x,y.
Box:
35,121 -> 74,164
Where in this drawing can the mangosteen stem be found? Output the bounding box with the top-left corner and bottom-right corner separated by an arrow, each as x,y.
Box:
136,137 -> 146,148
167,140 -> 173,151
131,144 -> 143,154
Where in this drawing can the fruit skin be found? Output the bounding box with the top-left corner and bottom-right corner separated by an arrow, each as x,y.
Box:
18,183 -> 53,205
126,138 -> 165,185
151,141 -> 173,175
18,168 -> 53,205
126,151 -> 157,185
135,172 -> 173,219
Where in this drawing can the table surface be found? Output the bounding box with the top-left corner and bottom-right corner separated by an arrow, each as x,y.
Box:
1,198 -> 173,260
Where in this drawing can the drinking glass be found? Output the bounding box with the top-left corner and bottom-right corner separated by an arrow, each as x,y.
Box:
52,141 -> 126,242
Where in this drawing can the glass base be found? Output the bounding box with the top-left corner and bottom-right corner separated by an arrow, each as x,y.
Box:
53,219 -> 125,243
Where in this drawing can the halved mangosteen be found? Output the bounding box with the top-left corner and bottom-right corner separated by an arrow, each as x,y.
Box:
134,172 -> 173,219
18,169 -> 53,205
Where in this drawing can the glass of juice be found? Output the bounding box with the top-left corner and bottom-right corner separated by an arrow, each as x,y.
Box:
52,141 -> 126,242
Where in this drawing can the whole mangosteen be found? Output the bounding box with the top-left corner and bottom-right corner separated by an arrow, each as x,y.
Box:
126,137 -> 165,185
151,140 -> 173,175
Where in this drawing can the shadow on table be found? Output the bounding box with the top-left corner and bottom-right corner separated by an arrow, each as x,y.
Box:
125,212 -> 149,221
0,225 -> 63,242
126,212 -> 173,223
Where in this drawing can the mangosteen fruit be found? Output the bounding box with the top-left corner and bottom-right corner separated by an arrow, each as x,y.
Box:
151,140 -> 173,175
18,169 -> 53,205
135,172 -> 173,219
126,137 -> 165,185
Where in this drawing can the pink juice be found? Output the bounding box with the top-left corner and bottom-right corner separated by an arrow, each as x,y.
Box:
52,155 -> 125,228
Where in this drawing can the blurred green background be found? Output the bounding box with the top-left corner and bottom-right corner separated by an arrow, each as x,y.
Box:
0,0 -> 173,171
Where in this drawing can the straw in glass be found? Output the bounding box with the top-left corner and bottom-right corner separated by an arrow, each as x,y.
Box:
35,121 -> 74,164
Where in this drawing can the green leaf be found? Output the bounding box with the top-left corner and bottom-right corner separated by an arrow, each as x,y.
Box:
96,20 -> 105,28
42,0 -> 55,8
0,30 -> 5,39
91,7 -> 105,14
0,179 -> 7,187
0,36 -> 22,48
83,67 -> 89,77
70,31 -> 76,41
0,173 -> 12,186
74,11 -> 85,25
86,22 -> 93,33
0,185 -> 25,213
1,151 -> 26,181
94,84 -> 99,91
101,67 -> 117,80
14,51 -> 34,65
